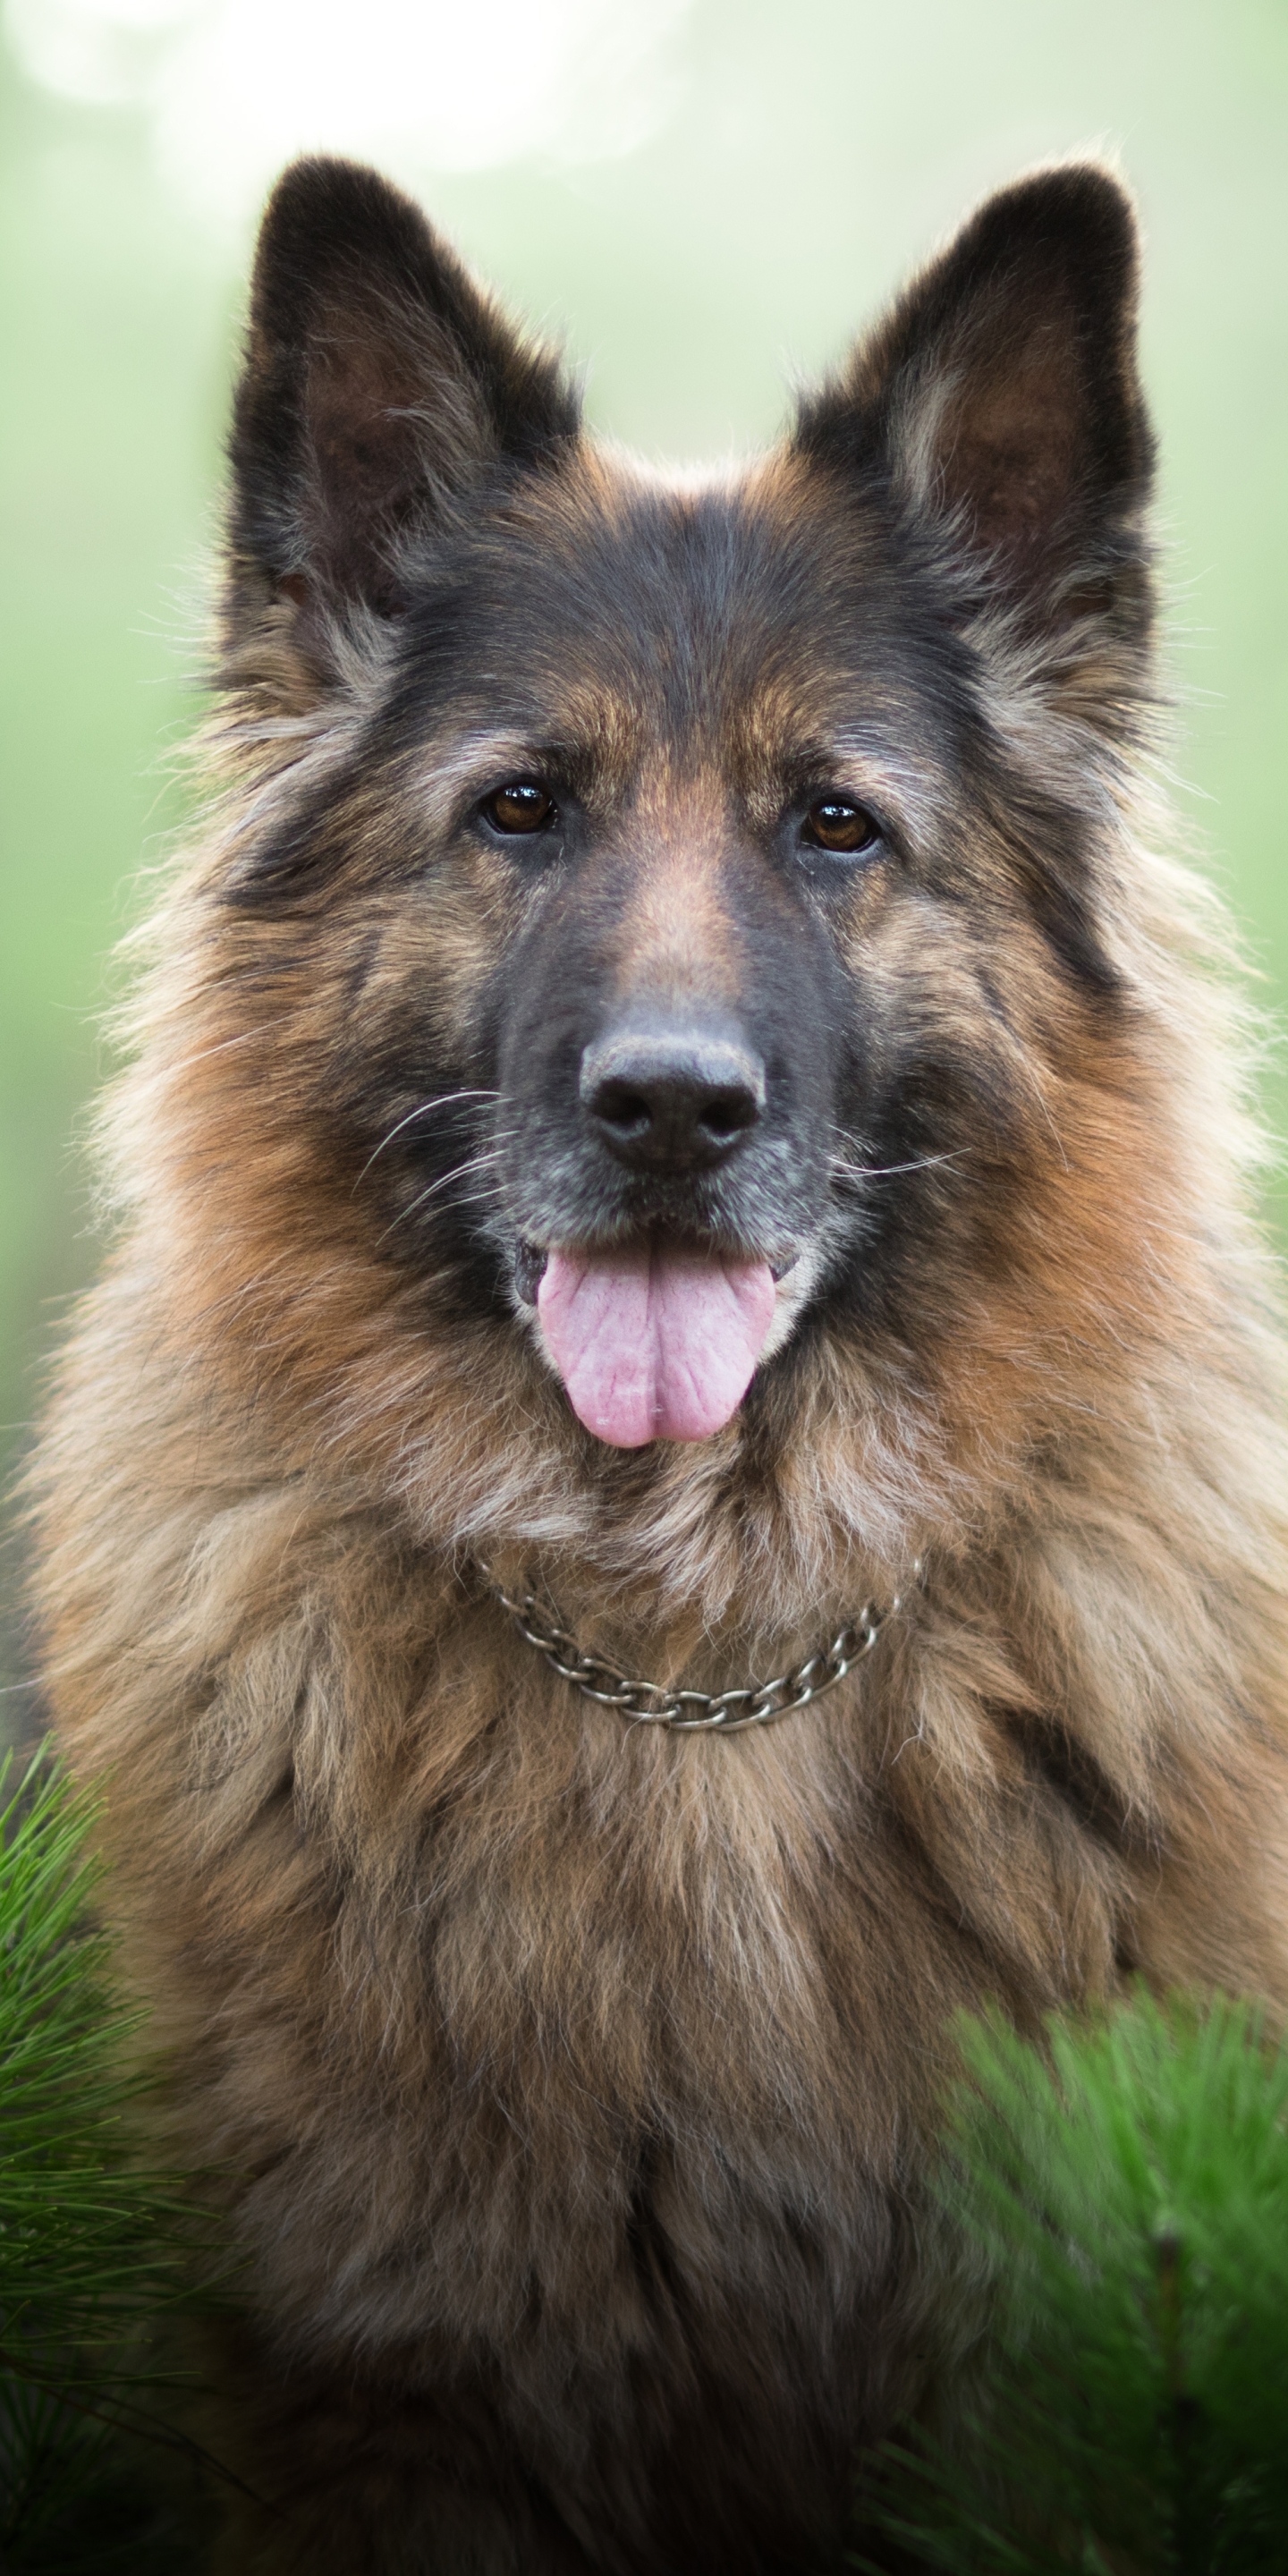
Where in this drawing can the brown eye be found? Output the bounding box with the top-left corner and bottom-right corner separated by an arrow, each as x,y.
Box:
483,783 -> 556,835
801,798 -> 882,857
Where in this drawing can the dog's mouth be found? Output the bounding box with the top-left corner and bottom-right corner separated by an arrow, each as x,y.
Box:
511,1235 -> 795,1448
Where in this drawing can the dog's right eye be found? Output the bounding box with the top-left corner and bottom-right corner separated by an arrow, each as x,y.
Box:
481,784 -> 558,835
801,798 -> 883,858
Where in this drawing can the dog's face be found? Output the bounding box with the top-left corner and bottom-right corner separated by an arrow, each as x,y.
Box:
192,157 -> 1159,1531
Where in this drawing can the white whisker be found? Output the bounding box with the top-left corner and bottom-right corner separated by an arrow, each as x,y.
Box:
375,1142 -> 516,1245
353,1089 -> 501,1191
828,1148 -> 970,1187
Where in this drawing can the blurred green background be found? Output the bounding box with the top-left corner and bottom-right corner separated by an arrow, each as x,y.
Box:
3,0 -> 1286,1669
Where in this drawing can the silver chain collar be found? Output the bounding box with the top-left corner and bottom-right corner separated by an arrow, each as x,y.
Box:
482,1563 -> 919,1734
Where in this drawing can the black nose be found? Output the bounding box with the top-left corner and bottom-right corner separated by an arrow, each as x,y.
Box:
580,1029 -> 766,1173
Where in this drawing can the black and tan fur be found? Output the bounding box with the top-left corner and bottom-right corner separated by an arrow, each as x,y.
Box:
29,157 -> 1288,2572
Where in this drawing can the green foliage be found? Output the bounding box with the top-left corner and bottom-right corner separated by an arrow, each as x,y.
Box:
856,1992 -> 1288,2573
0,1750 -> 218,2571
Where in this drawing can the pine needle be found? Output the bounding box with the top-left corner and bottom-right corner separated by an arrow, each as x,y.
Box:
854,1990 -> 1288,2573
0,1748 -> 226,2568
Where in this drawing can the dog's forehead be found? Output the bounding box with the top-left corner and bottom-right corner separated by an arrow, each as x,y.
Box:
411,446 -> 961,792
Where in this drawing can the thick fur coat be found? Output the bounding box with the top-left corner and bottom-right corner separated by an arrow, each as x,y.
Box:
29,158 -> 1288,2572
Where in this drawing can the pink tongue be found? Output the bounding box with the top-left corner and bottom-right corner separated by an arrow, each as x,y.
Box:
538,1246 -> 777,1448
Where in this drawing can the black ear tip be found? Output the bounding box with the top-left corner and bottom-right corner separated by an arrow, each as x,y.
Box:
983,157 -> 1137,225
956,159 -> 1140,293
250,156 -> 436,332
258,152 -> 425,233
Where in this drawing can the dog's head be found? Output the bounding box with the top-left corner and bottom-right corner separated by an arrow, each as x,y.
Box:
149,156 -> 1187,1587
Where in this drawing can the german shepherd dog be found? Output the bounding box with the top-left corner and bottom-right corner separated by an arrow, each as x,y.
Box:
30,157 -> 1288,2572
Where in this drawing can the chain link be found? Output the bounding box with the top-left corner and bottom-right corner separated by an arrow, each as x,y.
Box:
480,1563 -> 919,1733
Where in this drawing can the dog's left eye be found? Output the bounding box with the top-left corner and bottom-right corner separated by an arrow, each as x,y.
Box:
801,799 -> 883,857
482,783 -> 558,835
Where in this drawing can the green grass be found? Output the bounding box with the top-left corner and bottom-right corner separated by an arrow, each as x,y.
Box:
0,1750 -> 225,2571
856,1993 -> 1288,2572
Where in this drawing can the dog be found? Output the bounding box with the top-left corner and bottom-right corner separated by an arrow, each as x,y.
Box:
29,154 -> 1288,2572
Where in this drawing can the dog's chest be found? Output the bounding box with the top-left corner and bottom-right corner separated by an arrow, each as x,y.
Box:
235,1692 -> 922,2401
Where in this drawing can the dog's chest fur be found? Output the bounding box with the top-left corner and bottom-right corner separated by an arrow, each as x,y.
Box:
111,1496 -> 1101,2558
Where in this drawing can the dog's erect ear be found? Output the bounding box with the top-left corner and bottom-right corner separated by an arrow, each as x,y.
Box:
225,157 -> 580,674
796,165 -> 1154,637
